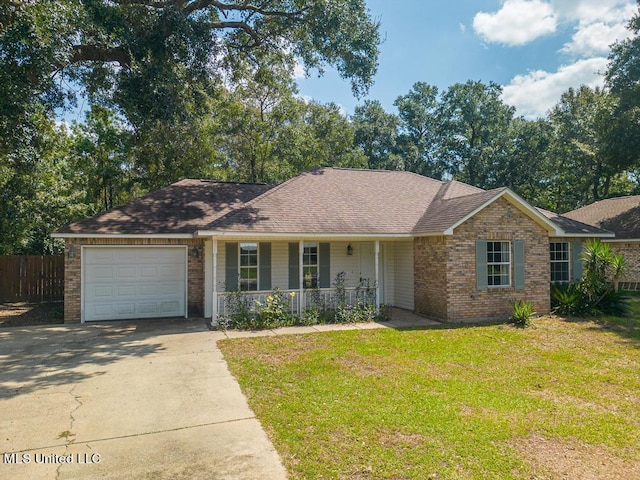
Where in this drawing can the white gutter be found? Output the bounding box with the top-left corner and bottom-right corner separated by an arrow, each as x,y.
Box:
51,233 -> 194,239
194,231 -> 414,239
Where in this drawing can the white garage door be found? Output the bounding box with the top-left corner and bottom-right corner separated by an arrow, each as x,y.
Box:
83,247 -> 187,322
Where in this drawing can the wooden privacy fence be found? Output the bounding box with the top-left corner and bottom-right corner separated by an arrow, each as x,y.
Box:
0,255 -> 64,302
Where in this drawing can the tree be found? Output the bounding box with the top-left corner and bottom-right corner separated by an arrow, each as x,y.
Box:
501,118 -> 552,205
0,111 -> 91,254
606,2 -> 640,176
436,81 -> 515,188
547,86 -> 629,211
394,82 -> 444,178
216,62 -> 365,183
2,0 -> 380,131
71,106 -> 132,212
351,100 -> 402,170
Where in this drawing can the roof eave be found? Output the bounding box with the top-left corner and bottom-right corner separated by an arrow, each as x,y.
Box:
51,233 -> 195,239
444,189 -> 564,236
194,230 -> 414,239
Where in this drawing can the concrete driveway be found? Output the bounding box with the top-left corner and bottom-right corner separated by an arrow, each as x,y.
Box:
0,319 -> 287,480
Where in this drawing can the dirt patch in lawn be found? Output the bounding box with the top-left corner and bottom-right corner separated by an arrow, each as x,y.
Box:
514,433 -> 640,480
0,302 -> 64,327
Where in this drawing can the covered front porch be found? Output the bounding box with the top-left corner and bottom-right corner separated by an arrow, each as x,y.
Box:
201,237 -> 416,322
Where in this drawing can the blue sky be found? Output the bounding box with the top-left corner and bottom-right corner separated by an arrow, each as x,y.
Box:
296,0 -> 638,119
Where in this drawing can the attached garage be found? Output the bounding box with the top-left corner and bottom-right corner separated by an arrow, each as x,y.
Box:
82,246 -> 187,322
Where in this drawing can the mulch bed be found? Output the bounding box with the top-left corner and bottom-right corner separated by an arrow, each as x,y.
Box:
0,302 -> 64,327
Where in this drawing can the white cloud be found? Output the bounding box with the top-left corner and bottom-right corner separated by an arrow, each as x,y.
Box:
502,57 -> 608,119
473,0 -> 558,46
550,0 -> 634,24
561,20 -> 631,56
473,1 -> 636,117
293,59 -> 306,79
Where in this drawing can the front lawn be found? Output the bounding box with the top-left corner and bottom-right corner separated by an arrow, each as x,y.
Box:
219,302 -> 640,479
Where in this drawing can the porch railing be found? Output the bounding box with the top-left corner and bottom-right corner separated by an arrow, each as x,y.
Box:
215,287 -> 376,319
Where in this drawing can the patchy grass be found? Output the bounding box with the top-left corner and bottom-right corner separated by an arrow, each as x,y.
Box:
219,311 -> 640,479
0,302 -> 64,327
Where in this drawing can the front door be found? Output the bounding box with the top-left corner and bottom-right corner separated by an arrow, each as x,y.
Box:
358,242 -> 384,303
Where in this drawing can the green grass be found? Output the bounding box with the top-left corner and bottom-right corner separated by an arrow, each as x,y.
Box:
219,305 -> 640,479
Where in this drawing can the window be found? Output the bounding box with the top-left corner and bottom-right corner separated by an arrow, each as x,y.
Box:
303,243 -> 318,288
550,242 -> 570,283
487,241 -> 511,287
239,243 -> 258,291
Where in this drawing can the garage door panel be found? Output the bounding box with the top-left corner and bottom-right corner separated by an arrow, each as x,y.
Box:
158,265 -> 181,278
84,247 -> 187,322
139,284 -> 159,296
94,285 -> 115,298
116,266 -> 137,281
88,250 -> 116,263
160,301 -> 181,314
88,265 -> 116,281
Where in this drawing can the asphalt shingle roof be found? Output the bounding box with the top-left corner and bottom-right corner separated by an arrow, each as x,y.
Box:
54,167 -> 613,237
563,196 -> 640,239
56,180 -> 272,234
537,208 -> 613,236
208,168 -> 446,234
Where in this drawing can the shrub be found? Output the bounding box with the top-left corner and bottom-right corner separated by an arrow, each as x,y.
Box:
551,283 -> 589,316
511,300 -> 535,327
551,239 -> 630,318
217,289 -> 253,329
255,289 -> 295,329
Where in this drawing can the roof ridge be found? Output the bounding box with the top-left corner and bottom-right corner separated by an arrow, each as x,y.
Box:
325,166 -> 446,185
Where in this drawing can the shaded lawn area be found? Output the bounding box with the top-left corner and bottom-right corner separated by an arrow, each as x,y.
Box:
219,301 -> 640,479
0,301 -> 63,327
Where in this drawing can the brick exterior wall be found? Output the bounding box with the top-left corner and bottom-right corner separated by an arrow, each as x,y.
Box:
63,238 -> 205,323
606,242 -> 640,285
414,236 -> 448,319
414,198 -> 551,322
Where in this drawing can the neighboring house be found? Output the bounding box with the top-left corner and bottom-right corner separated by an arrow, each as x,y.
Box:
564,196 -> 640,290
52,167 -> 609,324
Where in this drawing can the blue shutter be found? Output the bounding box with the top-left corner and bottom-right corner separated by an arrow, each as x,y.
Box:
319,243 -> 330,288
572,241 -> 583,282
514,240 -> 525,290
288,243 -> 299,289
259,242 -> 271,290
476,240 -> 488,291
225,243 -> 238,292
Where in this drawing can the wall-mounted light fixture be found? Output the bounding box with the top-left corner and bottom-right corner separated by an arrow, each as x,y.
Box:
67,244 -> 76,259
189,245 -> 201,258
346,243 -> 353,256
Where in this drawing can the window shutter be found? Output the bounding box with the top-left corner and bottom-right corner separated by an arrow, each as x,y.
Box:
514,240 -> 525,290
288,243 -> 299,289
572,241 -> 583,282
225,243 -> 238,292
476,240 -> 488,291
259,242 -> 271,291
319,243 -> 330,288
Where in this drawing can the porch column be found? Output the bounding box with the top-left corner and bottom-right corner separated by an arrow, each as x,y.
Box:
299,240 -> 305,312
212,239 -> 218,324
375,240 -> 380,311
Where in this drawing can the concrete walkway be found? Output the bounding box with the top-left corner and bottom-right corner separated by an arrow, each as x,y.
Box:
217,308 -> 441,339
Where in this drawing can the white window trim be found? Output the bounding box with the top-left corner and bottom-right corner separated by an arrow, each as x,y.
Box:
239,242 -> 259,292
550,241 -> 570,284
487,241 -> 512,288
303,242 -> 319,288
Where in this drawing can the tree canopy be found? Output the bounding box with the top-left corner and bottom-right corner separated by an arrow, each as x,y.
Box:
2,1 -> 640,254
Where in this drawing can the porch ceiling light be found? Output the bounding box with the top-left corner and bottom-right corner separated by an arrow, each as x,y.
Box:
347,243 -> 353,256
